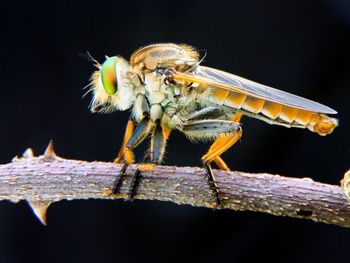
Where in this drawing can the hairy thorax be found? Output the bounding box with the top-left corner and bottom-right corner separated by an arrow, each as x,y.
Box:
132,72 -> 204,129
129,44 -> 236,130
130,43 -> 199,76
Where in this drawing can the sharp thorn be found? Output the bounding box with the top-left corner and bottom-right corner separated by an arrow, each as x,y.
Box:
22,148 -> 34,158
44,140 -> 56,159
27,201 -> 51,225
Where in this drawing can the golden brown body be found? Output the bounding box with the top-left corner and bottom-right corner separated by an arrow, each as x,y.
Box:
205,81 -> 336,135
88,43 -> 338,205
172,67 -> 337,136
130,43 -> 199,77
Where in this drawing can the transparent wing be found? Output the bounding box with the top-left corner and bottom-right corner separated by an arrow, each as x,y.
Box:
172,66 -> 337,114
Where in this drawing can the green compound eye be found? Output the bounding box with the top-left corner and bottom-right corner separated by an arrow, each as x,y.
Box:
101,57 -> 117,95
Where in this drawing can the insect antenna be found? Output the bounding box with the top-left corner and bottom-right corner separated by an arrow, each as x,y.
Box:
79,51 -> 101,69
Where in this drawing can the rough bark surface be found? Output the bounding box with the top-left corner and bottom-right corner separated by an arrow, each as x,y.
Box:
0,144 -> 349,227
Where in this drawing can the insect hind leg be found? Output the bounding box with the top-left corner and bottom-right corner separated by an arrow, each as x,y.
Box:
202,128 -> 243,207
214,156 -> 230,171
201,113 -> 243,207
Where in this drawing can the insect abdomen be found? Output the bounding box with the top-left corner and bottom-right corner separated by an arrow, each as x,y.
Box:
207,89 -> 337,135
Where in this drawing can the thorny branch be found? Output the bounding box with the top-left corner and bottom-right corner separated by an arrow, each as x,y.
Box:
0,141 -> 349,227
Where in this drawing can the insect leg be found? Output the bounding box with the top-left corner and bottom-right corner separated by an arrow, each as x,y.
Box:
211,113 -> 242,170
128,123 -> 171,200
202,128 -> 243,165
213,156 -> 230,171
112,116 -> 153,195
186,106 -> 223,121
151,121 -> 167,163
201,113 -> 243,207
202,128 -> 243,207
181,119 -> 240,141
114,118 -> 135,164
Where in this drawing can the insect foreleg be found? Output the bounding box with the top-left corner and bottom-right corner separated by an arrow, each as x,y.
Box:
129,123 -> 171,200
143,121 -> 165,164
114,118 -> 135,164
112,116 -> 153,195
126,116 -> 153,150
152,122 -> 172,163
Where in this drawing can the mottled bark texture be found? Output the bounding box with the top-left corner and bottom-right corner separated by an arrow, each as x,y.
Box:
0,142 -> 349,227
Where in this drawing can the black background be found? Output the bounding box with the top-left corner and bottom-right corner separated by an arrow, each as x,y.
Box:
0,1 -> 349,262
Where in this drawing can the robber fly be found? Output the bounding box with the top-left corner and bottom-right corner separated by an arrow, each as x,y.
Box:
87,43 -> 337,206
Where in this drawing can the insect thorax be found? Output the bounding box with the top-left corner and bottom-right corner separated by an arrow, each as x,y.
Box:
132,71 -> 203,128
130,43 -> 200,76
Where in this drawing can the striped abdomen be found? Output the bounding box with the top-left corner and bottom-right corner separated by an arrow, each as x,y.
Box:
205,89 -> 337,136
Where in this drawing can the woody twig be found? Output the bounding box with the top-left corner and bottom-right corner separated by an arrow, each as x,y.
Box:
0,141 -> 349,227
